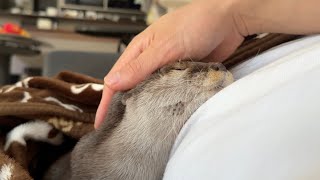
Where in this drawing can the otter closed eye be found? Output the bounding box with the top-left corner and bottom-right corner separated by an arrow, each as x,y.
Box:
65,61 -> 234,180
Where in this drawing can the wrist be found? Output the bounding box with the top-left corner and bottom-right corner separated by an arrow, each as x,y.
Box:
199,0 -> 260,37
230,0 -> 264,36
200,0 -> 250,35
232,0 -> 320,36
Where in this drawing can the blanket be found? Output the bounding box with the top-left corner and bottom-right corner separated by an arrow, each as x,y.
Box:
0,71 -> 103,179
0,33 -> 301,180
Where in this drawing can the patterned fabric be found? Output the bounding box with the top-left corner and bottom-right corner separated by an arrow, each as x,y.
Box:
0,71 -> 103,179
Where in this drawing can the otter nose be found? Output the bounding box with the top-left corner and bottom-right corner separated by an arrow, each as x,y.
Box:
211,63 -> 227,72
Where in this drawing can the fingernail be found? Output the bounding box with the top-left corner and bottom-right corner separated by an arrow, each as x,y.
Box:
105,72 -> 120,86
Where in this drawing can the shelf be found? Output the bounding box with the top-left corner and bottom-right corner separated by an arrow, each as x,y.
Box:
60,4 -> 144,16
0,11 -> 146,26
0,11 -> 147,36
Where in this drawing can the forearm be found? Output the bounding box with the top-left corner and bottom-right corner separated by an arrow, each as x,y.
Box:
233,0 -> 320,36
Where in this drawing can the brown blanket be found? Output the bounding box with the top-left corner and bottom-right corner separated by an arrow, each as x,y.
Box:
0,71 -> 103,179
0,33 -> 301,180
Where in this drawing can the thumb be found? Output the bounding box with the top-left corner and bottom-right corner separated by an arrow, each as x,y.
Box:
96,41 -> 179,129
104,46 -> 170,91
95,49 -> 156,129
94,87 -> 114,129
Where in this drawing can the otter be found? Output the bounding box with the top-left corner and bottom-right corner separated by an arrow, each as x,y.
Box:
45,61 -> 233,180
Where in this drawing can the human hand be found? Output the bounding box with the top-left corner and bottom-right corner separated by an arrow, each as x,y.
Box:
94,0 -> 246,128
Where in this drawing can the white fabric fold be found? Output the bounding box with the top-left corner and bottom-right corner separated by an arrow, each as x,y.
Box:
164,35 -> 320,180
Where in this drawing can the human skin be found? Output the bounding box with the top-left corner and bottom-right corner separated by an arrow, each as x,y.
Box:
95,0 -> 320,128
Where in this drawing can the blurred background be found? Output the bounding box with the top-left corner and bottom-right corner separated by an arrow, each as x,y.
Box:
0,0 -> 190,85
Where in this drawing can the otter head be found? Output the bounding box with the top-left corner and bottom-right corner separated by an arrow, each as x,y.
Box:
68,61 -> 234,180
121,61 -> 233,131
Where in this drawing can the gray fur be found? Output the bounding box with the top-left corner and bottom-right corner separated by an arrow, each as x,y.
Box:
46,61 -> 234,180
